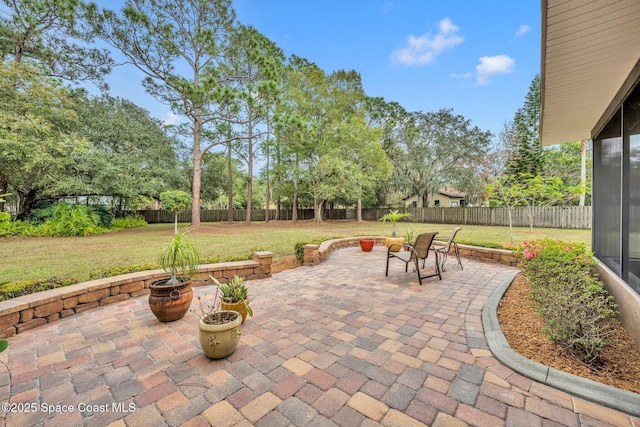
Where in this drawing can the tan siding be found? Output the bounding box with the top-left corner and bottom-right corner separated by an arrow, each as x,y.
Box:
541,0 -> 640,146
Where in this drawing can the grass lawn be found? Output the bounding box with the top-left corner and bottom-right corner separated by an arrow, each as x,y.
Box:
0,220 -> 591,283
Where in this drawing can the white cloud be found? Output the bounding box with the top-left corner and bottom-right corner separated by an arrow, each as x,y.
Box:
382,2 -> 396,14
451,72 -> 473,80
475,55 -> 515,85
515,25 -> 532,37
161,111 -> 181,126
390,17 -> 464,66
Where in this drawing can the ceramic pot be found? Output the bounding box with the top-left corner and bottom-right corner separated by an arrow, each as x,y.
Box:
149,280 -> 193,322
198,311 -> 242,359
384,237 -> 405,252
221,298 -> 250,323
359,239 -> 375,252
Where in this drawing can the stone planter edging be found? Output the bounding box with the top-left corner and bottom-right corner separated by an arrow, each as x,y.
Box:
0,251 -> 273,339
303,236 -> 517,267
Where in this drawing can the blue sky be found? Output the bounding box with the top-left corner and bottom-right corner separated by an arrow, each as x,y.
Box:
102,0 -> 540,143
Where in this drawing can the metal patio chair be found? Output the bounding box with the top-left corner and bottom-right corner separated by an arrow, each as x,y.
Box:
385,232 -> 441,285
434,227 -> 463,271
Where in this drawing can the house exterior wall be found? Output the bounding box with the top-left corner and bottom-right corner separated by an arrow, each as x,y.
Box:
541,1 -> 640,348
593,79 -> 640,296
404,193 -> 465,208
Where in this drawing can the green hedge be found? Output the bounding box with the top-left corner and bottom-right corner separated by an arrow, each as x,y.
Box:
517,239 -> 617,363
1,253 -> 258,301
0,277 -> 80,301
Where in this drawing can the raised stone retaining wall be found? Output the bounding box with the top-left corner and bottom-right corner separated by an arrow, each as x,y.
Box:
303,236 -> 518,267
0,251 -> 273,339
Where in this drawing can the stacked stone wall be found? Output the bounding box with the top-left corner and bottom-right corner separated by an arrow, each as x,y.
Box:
0,251 -> 273,338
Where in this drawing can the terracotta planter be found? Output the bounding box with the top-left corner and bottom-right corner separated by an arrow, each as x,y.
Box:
149,280 -> 193,322
198,311 -> 242,359
385,237 -> 405,252
221,298 -> 250,324
359,239 -> 375,252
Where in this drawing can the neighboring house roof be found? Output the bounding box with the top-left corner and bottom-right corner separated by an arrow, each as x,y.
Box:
540,0 -> 640,146
437,189 -> 465,198
403,189 -> 466,201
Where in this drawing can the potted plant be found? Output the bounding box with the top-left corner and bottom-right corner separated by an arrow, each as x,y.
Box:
195,287 -> 242,359
359,239 -> 375,252
148,232 -> 199,322
380,210 -> 412,252
403,228 -> 415,250
210,275 -> 253,324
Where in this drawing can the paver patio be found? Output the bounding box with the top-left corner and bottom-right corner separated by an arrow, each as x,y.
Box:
0,246 -> 637,426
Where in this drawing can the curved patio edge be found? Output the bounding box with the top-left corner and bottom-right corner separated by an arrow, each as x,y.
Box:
482,270 -> 640,417
0,251 -> 273,339
302,236 -> 519,267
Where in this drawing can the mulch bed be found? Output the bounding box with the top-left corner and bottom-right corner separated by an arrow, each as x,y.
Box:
497,274 -> 640,394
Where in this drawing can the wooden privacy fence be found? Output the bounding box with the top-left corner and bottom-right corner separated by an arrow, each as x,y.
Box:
131,206 -> 591,229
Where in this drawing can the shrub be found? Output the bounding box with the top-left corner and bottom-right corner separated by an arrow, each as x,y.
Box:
0,277 -> 80,301
294,237 -> 342,262
294,241 -> 306,262
516,239 -> 617,363
0,220 -> 43,237
88,264 -> 158,280
111,217 -> 148,230
91,205 -> 115,228
199,254 -> 252,264
41,203 -> 108,237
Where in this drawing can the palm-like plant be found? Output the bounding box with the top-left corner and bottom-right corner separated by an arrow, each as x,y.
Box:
380,210 -> 412,237
158,232 -> 199,285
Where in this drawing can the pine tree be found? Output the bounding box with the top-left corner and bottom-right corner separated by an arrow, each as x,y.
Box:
506,74 -> 545,179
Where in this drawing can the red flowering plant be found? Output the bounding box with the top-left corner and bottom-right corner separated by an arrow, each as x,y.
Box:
515,239 -> 617,363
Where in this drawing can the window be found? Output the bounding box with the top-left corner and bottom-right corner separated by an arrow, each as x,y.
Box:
593,109 -> 622,275
624,83 -> 640,291
434,200 -> 440,206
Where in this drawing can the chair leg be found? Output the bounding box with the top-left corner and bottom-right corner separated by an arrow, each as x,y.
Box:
440,249 -> 449,272
414,257 -> 422,285
385,256 -> 390,276
453,242 -> 463,270
434,250 -> 442,280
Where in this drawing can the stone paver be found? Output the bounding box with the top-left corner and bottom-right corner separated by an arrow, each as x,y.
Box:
0,246 -> 637,426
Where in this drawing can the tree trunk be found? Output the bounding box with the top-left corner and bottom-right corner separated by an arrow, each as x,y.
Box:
292,156 -> 299,223
16,188 -> 40,220
357,195 -> 363,222
579,139 -> 587,207
174,213 -> 178,235
245,125 -> 253,224
265,140 -> 271,223
227,140 -> 233,222
507,207 -> 514,243
314,198 -> 324,223
0,175 -> 7,212
190,113 -> 202,227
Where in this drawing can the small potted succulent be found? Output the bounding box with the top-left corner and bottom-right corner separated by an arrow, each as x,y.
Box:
148,232 -> 199,322
211,275 -> 253,324
195,285 -> 242,359
380,210 -> 412,252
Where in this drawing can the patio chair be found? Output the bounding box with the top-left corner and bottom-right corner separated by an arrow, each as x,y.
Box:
385,232 -> 441,285
434,227 -> 463,272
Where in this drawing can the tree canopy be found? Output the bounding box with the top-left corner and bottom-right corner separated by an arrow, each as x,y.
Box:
0,1 -> 589,226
